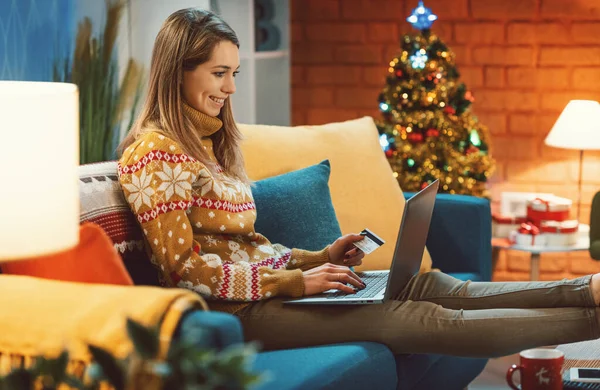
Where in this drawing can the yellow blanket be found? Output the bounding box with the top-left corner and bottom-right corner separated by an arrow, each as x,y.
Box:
0,274 -> 207,376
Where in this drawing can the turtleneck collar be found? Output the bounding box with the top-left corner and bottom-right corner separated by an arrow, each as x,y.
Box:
183,101 -> 223,137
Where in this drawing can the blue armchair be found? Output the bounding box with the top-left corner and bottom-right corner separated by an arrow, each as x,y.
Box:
173,193 -> 492,390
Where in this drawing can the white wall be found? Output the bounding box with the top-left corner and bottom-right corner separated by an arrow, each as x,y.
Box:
74,0 -> 106,35
128,0 -> 210,69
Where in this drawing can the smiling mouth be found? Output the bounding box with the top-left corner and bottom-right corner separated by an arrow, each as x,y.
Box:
210,96 -> 226,104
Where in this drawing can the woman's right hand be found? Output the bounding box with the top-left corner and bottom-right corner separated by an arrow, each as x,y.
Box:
302,263 -> 366,296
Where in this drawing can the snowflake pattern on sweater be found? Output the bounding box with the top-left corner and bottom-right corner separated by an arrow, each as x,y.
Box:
118,125 -> 329,307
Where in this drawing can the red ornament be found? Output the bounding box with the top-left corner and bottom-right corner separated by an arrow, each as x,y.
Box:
426,73 -> 439,84
444,106 -> 456,115
385,149 -> 394,157
407,132 -> 424,143
425,128 -> 440,137
421,182 -> 429,190
395,70 -> 403,77
466,145 -> 479,155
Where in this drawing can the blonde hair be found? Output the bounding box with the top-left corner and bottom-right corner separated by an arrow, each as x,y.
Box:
117,8 -> 249,184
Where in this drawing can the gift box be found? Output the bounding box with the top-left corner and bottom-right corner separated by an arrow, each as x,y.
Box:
492,213 -> 527,238
540,220 -> 579,247
578,223 -> 590,239
526,196 -> 572,225
501,192 -> 553,218
512,223 -> 547,248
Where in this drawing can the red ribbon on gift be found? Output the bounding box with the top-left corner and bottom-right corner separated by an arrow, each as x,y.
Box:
518,222 -> 540,245
531,197 -> 549,208
540,220 -> 578,234
527,197 -> 569,224
492,213 -> 527,224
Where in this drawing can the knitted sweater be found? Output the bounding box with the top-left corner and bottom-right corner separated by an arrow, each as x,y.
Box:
118,104 -> 330,313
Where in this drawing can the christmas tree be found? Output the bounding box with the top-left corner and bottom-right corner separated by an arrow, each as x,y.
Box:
377,1 -> 495,197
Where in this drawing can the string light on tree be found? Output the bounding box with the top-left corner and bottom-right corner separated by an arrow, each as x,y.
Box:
379,134 -> 390,151
469,129 -> 481,147
410,50 -> 428,70
376,1 -> 495,197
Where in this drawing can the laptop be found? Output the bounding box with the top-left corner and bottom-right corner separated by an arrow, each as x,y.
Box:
285,179 -> 439,305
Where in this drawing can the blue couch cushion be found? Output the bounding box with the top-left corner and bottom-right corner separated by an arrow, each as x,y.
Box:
252,342 -> 396,390
404,192 -> 492,281
395,353 -> 487,390
252,160 -> 342,251
173,310 -> 244,349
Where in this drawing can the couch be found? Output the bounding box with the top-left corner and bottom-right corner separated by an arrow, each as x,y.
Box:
76,117 -> 492,389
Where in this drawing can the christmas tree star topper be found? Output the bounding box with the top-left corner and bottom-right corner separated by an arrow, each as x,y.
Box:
407,1 -> 438,30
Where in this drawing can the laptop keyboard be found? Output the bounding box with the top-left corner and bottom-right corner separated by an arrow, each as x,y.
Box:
326,272 -> 388,299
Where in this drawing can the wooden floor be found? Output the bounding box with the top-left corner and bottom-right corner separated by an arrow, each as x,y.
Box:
469,353 -> 520,390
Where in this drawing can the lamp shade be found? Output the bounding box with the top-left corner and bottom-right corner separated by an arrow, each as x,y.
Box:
545,100 -> 600,150
0,81 -> 79,261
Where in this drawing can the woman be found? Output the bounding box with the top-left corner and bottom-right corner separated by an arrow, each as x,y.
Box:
118,8 -> 600,357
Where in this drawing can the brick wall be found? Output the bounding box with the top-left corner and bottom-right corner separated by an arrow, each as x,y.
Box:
291,0 -> 600,281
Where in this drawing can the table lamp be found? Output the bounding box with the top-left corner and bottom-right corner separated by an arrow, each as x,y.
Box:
545,99 -> 600,221
0,81 -> 79,263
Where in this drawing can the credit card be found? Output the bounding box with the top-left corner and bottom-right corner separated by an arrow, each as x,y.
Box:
353,228 -> 385,254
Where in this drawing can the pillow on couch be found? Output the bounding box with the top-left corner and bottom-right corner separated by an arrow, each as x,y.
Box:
239,116 -> 433,273
252,160 -> 342,251
78,162 -> 159,286
1,222 -> 134,285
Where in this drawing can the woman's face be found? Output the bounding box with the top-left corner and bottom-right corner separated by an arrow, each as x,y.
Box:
182,40 -> 239,117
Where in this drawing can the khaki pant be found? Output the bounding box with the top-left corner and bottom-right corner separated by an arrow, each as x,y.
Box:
235,272 -> 600,358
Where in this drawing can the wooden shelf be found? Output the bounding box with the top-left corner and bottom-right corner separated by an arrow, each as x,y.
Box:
253,50 -> 289,60
240,50 -> 288,61
213,0 -> 290,126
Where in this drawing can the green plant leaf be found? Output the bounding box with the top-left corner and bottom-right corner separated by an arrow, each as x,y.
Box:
3,369 -> 33,390
49,350 -> 69,383
88,344 -> 125,390
62,375 -> 87,390
126,318 -> 159,360
52,0 -> 143,164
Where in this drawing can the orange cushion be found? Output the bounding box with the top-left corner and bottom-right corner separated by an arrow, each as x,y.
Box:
1,223 -> 133,285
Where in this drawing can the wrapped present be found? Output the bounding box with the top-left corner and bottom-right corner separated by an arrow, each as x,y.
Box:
578,223 -> 590,239
501,192 -> 553,218
540,220 -> 579,247
492,213 -> 527,238
526,196 -> 571,225
512,222 -> 546,248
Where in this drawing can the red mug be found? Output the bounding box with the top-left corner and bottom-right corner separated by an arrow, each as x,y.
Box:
506,348 -> 564,390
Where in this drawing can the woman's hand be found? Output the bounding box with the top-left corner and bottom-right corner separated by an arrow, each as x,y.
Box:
302,263 -> 366,296
328,233 -> 366,267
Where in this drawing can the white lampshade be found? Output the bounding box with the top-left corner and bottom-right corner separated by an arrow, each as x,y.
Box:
545,100 -> 600,150
0,81 -> 79,261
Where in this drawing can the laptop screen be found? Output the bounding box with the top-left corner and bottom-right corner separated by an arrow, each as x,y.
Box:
383,180 -> 439,300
